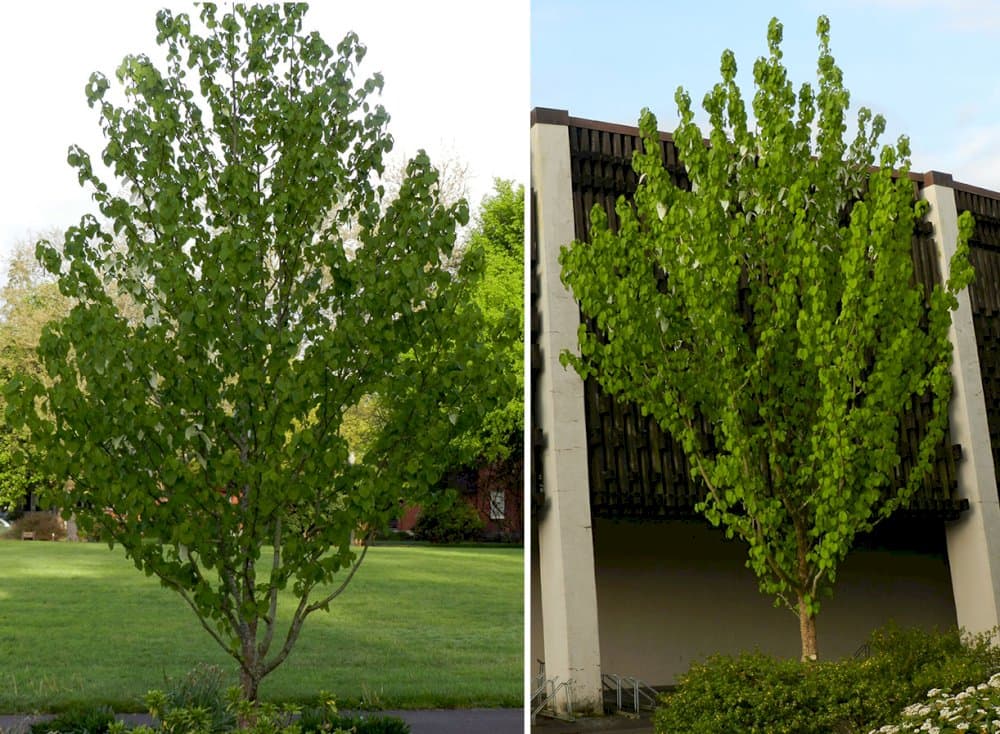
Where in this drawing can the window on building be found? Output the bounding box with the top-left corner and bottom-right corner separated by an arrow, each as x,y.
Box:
489,490 -> 506,521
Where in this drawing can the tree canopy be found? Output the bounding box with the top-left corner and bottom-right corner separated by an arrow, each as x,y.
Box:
5,3 -> 504,701
462,178 -> 524,460
559,16 -> 974,660
338,177 -> 523,468
0,239 -> 70,512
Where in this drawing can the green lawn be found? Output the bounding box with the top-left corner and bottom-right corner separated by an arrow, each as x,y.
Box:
0,541 -> 522,712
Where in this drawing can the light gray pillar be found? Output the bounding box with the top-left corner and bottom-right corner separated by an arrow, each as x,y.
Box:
923,172 -> 1000,638
531,112 -> 603,715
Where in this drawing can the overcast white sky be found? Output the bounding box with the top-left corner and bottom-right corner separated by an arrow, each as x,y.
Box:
0,1 -> 527,279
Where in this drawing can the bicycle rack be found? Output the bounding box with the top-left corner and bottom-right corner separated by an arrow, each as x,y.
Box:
601,673 -> 659,714
531,660 -> 575,723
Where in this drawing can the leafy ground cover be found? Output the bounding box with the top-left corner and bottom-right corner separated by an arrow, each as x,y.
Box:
0,542 -> 522,712
654,624 -> 1000,734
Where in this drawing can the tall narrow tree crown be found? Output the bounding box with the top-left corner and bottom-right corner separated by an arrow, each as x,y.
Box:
560,16 -> 974,659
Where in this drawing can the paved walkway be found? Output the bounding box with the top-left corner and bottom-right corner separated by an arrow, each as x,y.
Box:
0,709 -> 523,734
531,710 -> 655,734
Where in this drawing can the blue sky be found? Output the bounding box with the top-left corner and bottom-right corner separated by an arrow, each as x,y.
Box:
532,0 -> 1000,190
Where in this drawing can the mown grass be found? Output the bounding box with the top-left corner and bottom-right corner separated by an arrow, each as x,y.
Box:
0,541 -> 522,712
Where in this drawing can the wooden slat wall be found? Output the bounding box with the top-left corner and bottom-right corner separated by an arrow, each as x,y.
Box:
954,186 -> 1000,492
563,117 -> 969,521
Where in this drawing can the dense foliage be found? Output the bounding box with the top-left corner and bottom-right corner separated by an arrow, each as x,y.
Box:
413,488 -> 485,544
338,179 -> 523,471
560,15 -> 974,659
0,241 -> 70,512
654,625 -> 1000,734
5,3 -> 503,701
461,179 -> 524,461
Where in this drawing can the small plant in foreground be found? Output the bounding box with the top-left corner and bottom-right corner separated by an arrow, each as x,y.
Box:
29,705 -> 116,734
225,691 -> 303,734
869,673 -> 1000,733
298,707 -> 410,734
157,663 -> 235,733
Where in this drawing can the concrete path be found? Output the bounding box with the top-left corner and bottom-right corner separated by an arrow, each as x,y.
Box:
0,709 -> 524,734
531,710 -> 656,734
391,708 -> 523,733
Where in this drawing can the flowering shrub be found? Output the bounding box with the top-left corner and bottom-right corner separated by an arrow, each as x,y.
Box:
869,673 -> 1000,734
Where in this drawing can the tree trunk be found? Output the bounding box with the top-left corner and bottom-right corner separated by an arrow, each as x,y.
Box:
237,635 -> 261,727
239,666 -> 259,702
237,663 -> 261,729
798,595 -> 818,662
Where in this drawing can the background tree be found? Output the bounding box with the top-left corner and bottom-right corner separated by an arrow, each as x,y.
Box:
6,3 -> 502,702
342,178 -> 523,461
0,239 -> 70,512
341,179 -> 523,532
454,180 -> 523,540
560,16 -> 974,661
460,178 -> 523,460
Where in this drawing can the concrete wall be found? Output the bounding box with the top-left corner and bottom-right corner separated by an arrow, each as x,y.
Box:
531,119 -> 605,713
532,517 -> 958,686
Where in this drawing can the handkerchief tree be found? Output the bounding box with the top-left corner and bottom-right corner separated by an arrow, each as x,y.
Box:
5,3 -> 505,701
559,16 -> 974,661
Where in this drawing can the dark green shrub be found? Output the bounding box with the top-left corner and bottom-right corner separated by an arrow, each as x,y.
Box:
298,707 -> 410,734
30,705 -> 116,734
413,489 -> 484,544
653,653 -> 833,734
867,623 -> 1000,695
653,624 -> 1000,734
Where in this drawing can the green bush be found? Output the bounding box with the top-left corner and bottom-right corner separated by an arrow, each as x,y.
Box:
30,705 -> 116,734
412,489 -> 484,544
654,624 -> 1000,734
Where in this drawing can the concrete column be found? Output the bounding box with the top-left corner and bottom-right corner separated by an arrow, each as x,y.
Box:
531,114 -> 603,715
923,174 -> 1000,637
